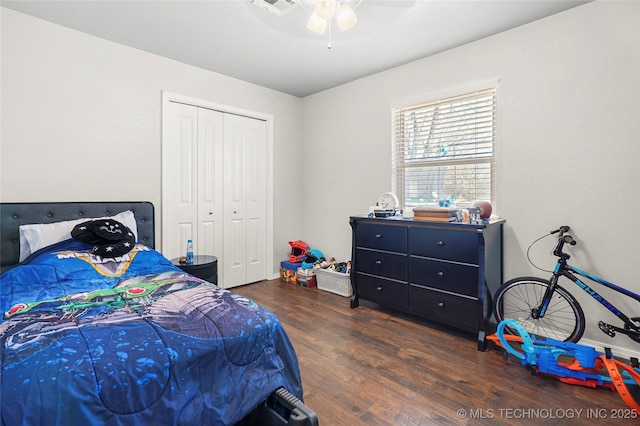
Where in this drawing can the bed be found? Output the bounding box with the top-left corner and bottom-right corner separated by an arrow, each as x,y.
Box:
0,202 -> 318,426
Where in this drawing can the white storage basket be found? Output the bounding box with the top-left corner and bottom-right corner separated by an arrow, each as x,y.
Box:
314,268 -> 352,297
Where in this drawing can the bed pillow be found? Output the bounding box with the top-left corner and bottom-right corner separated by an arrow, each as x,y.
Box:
18,210 -> 138,261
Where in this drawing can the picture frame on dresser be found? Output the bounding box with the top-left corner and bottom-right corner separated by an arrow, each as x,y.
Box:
349,215 -> 505,351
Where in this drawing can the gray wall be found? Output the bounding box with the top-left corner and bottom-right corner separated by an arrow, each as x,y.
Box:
1,6 -> 304,273
301,1 -> 639,356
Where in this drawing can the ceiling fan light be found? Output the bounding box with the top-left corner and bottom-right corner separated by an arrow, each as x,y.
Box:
315,0 -> 336,20
336,4 -> 357,31
307,11 -> 327,34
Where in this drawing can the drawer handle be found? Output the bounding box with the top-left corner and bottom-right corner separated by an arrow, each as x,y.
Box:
376,286 -> 383,291
437,240 -> 445,246
375,260 -> 382,265
437,271 -> 444,278
437,302 -> 445,308
375,234 -> 382,239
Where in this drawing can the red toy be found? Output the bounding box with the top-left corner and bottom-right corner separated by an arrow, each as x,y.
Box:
288,240 -> 310,263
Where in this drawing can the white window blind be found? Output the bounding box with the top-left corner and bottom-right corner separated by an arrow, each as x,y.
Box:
392,88 -> 496,207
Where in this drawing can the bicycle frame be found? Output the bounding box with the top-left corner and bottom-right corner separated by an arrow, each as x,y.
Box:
539,256 -> 640,339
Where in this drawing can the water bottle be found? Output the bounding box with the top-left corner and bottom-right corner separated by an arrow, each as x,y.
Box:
186,239 -> 194,265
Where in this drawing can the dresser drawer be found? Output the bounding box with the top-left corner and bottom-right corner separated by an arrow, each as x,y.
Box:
409,284 -> 478,331
356,273 -> 408,310
410,257 -> 478,297
409,227 -> 479,264
356,249 -> 407,281
356,223 -> 407,253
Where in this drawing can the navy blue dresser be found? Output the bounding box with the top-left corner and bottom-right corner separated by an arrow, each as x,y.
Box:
349,216 -> 504,350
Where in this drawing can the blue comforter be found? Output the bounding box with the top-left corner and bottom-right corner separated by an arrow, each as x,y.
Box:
0,240 -> 302,425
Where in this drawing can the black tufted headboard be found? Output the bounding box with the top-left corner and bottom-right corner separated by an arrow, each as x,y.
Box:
0,202 -> 155,273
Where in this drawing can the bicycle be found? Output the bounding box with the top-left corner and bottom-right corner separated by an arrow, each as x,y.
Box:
493,226 -> 640,344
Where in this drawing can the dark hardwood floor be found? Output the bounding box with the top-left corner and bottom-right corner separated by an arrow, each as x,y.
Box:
233,280 -> 638,425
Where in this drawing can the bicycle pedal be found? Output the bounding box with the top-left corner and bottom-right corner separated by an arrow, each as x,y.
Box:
598,321 -> 616,337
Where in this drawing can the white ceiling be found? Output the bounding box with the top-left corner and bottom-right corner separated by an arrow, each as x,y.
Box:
2,0 -> 590,98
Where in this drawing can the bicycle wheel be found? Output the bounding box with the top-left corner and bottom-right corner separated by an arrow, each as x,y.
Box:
493,277 -> 585,343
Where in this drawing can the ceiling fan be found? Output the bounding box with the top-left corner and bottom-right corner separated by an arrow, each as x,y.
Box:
250,0 -> 417,49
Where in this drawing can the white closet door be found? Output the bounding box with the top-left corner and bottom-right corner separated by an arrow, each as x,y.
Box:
244,118 -> 267,284
197,108 -> 224,259
223,114 -> 267,288
162,102 -> 223,261
162,102 -> 198,260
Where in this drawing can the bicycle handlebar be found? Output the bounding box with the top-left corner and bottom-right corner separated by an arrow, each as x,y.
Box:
552,225 -> 576,258
551,225 -> 570,235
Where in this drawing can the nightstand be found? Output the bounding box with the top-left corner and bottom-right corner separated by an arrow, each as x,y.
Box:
171,255 -> 218,285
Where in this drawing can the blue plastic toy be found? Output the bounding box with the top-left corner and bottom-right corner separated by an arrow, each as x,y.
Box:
490,319 -> 640,412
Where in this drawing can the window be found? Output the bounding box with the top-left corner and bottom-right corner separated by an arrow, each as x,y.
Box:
392,88 -> 496,208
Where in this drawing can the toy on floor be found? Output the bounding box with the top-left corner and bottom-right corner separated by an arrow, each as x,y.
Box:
488,319 -> 640,414
288,240 -> 310,263
301,249 -> 324,269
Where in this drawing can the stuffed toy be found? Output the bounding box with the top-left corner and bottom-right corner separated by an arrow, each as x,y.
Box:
71,219 -> 135,258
